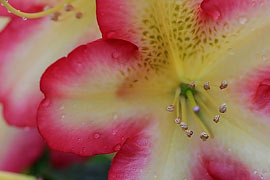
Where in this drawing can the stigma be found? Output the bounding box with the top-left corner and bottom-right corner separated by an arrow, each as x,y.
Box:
166,81 -> 228,141
0,0 -> 84,21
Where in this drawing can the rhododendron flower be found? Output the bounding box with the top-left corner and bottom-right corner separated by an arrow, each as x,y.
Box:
0,171 -> 36,180
0,105 -> 45,172
0,0 -> 100,127
3,0 -> 267,179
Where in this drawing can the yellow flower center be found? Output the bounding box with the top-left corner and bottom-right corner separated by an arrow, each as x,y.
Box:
166,81 -> 228,141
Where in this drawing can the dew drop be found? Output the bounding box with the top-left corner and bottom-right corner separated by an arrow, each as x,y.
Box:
113,113 -> 118,120
113,144 -> 121,151
106,31 -> 116,38
239,17 -> 247,25
112,129 -> 118,135
112,52 -> 120,59
262,55 -> 270,62
22,17 -> 27,21
82,147 -> 86,153
93,133 -> 101,139
24,127 -> 30,131
42,99 -> 50,107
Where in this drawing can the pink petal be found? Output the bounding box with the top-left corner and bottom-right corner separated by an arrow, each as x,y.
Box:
0,0 -> 101,127
0,108 -> 45,172
38,39 -> 158,156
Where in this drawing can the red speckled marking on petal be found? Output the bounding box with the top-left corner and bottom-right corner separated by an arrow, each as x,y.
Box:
109,134 -> 152,180
192,145 -> 261,180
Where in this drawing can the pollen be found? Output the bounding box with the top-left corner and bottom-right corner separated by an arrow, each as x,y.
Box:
166,81 -> 228,141
0,0 -> 83,21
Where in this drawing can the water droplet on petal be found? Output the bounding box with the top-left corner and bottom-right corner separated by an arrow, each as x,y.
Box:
22,17 -> 27,21
93,133 -> 101,139
106,31 -> 116,38
24,127 -> 30,131
113,113 -> 118,120
42,99 -> 50,107
239,17 -> 247,24
113,144 -> 121,151
112,129 -> 118,135
112,52 -> 120,59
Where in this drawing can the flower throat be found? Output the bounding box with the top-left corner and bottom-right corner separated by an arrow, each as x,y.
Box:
166,81 -> 228,141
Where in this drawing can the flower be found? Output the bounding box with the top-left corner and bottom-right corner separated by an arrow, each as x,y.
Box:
18,0 -> 270,179
0,104 -> 44,172
0,0 -> 101,127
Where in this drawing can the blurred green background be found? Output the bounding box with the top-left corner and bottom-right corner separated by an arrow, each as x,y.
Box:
26,150 -> 112,180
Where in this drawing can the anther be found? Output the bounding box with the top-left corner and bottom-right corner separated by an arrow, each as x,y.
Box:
200,132 -> 209,141
189,81 -> 196,89
203,81 -> 210,90
166,105 -> 175,112
193,106 -> 200,113
219,103 -> 227,113
51,12 -> 61,21
64,4 -> 74,11
174,117 -> 181,124
220,80 -> 228,89
180,122 -> 188,130
185,130 -> 193,137
213,115 -> 220,123
75,12 -> 83,19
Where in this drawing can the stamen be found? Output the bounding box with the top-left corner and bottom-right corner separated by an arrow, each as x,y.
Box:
200,132 -> 209,141
220,80 -> 228,89
185,130 -> 193,137
166,105 -> 175,112
180,122 -> 188,130
213,115 -> 220,123
203,81 -> 210,90
0,0 -> 75,19
180,96 -> 188,126
174,96 -> 181,124
64,4 -> 74,11
75,12 -> 83,19
166,88 -> 181,112
51,12 -> 61,21
219,103 -> 227,113
191,111 -> 213,140
174,117 -> 181,124
189,81 -> 196,89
